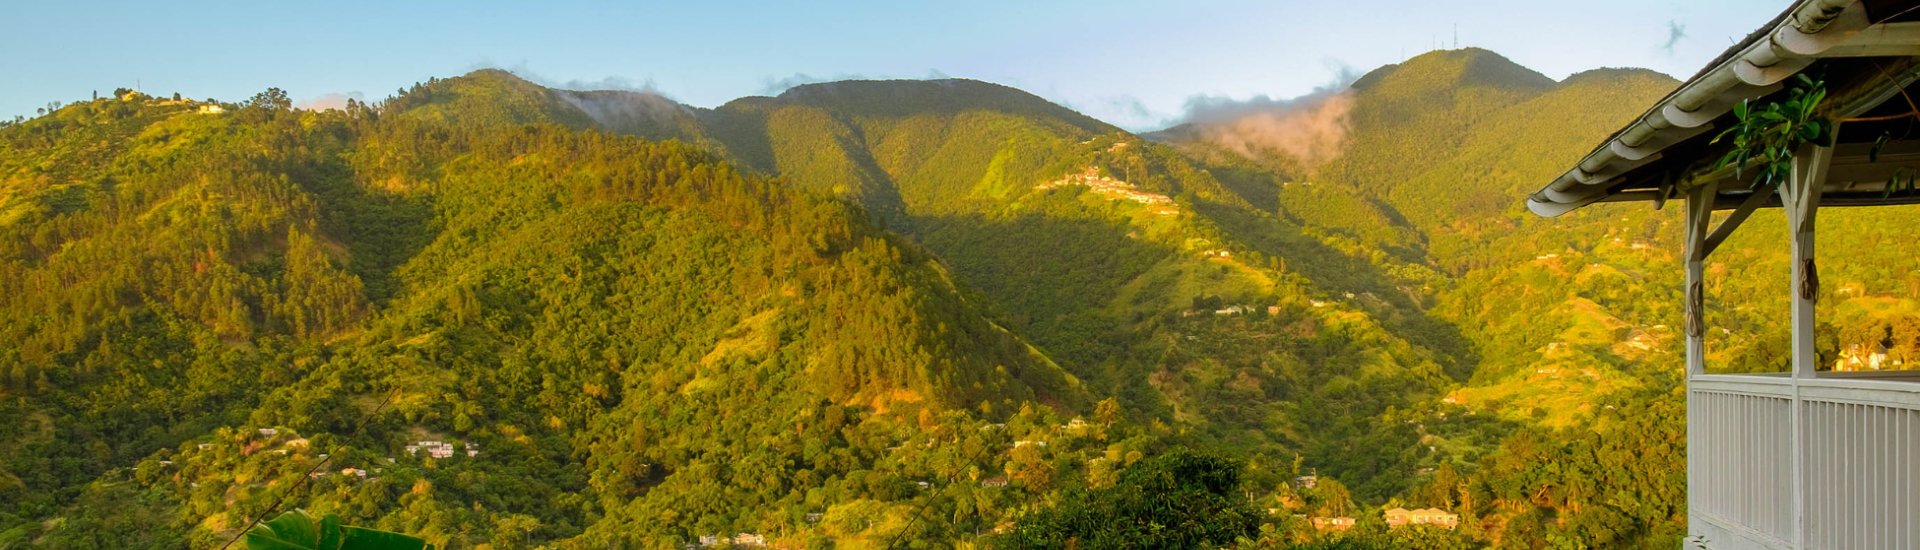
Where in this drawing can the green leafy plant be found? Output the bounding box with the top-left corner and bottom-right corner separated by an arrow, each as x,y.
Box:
244,509 -> 432,550
1711,74 -> 1834,189
1864,84 -> 1920,197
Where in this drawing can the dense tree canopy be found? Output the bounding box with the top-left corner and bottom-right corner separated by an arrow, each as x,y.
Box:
8,49 -> 1919,549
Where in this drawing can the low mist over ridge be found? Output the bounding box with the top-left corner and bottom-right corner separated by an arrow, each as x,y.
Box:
22,40 -> 1917,550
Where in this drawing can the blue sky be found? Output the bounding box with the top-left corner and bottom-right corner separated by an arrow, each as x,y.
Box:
2,0 -> 1779,130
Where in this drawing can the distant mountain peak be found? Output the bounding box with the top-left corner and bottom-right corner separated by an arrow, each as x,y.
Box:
1352,48 -> 1554,94
446,68 -> 549,91
1560,67 -> 1677,86
776,77 -> 1006,100
769,78 -> 1115,133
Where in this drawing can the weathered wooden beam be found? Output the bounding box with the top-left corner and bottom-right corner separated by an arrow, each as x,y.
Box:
1700,180 -> 1780,259
1783,141 -> 1831,550
1592,188 -> 1920,209
1683,180 -> 1716,380
1818,22 -> 1920,57
1786,145 -> 1829,380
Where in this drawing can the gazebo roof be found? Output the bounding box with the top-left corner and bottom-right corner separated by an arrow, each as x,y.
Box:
1527,0 -> 1920,217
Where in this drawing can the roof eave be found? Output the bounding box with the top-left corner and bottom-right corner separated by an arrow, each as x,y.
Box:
1528,0 -> 1874,217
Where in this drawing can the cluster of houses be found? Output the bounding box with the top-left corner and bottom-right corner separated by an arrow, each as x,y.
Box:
311,467 -> 375,480
695,533 -> 765,548
1383,507 -> 1460,529
1035,166 -> 1179,215
1306,507 -> 1460,532
1834,342 -> 1905,371
1292,474 -> 1318,489
1291,476 -> 1461,532
1182,304 -> 1285,317
1311,516 -> 1357,531
1606,236 -> 1654,251
405,440 -> 479,459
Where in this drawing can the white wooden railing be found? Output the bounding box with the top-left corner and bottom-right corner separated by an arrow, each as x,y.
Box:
1689,373 -> 1920,549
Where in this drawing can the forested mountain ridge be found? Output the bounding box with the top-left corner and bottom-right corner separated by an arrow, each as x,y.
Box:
667,70 -> 1497,509
1156,48 -> 1699,545
1160,47 -> 1920,547
0,85 -> 1104,547
15,47 -> 1918,548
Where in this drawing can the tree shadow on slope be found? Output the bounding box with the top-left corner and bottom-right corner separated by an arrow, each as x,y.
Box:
299,165 -> 437,306
700,102 -> 914,231
912,212 -> 1176,399
1193,200 -> 1481,381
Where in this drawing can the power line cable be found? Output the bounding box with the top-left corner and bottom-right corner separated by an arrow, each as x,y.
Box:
220,386 -> 402,550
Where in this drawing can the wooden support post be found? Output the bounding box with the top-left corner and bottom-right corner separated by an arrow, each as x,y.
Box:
1682,180 -> 1713,549
1785,145 -> 1829,379
1783,142 -> 1831,550
1683,180 -> 1717,379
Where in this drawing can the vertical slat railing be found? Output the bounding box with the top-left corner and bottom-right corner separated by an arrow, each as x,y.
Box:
1690,385 -> 1796,546
1798,386 -> 1920,550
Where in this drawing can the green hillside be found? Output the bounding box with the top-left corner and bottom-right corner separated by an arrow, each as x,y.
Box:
16,49 -> 1920,548
0,84 -> 1115,547
1153,49 -> 1694,546
678,75 -> 1502,509
1157,46 -> 1920,548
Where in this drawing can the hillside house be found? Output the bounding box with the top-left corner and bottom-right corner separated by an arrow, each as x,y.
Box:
1036,165 -> 1177,211
1833,342 -> 1900,371
1292,474 -> 1318,489
1525,1 -> 1920,547
1383,507 -> 1458,529
1310,516 -> 1356,531
198,104 -> 224,114
406,440 -> 466,459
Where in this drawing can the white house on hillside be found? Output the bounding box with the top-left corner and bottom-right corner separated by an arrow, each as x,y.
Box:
1528,1 -> 1920,547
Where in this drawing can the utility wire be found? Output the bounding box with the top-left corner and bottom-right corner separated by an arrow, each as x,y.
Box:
220,387 -> 402,550
884,436 -> 1001,550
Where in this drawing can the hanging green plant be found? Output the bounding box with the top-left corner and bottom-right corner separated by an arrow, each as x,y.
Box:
1710,74 -> 1834,189
1862,77 -> 1920,196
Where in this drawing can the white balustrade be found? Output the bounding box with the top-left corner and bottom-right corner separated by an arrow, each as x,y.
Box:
1689,373 -> 1920,549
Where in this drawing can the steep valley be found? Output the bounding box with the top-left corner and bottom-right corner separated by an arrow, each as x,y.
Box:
8,47 -> 1920,548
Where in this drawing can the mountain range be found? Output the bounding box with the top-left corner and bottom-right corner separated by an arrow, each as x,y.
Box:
6,47 -> 1919,548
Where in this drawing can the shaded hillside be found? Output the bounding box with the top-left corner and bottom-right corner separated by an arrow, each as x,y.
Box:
15,49 -> 1903,548
272,69 -> 1484,506
1158,47 -> 1920,546
1152,48 -> 1694,546
657,76 -> 1484,504
0,86 -> 1098,547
